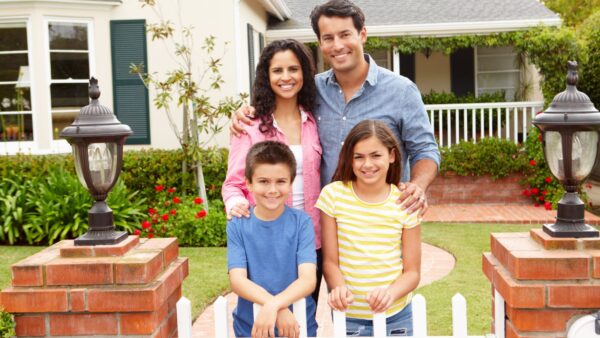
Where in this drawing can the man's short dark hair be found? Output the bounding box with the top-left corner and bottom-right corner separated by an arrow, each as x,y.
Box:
309,0 -> 365,39
245,141 -> 297,182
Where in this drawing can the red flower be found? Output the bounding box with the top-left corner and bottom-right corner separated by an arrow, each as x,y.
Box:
148,208 -> 156,215
536,111 -> 543,115
529,159 -> 536,166
170,209 -> 177,215
141,220 -> 151,229
545,177 -> 552,183
538,195 -> 545,202
133,229 -> 141,235
534,203 -> 540,207
586,183 -> 593,189
531,188 -> 539,195
148,233 -> 154,239
541,190 -> 548,196
544,202 -> 552,210
173,197 -> 181,204
168,187 -> 176,193
522,189 -> 531,196
155,185 -> 164,192
538,134 -> 543,141
194,197 -> 204,205
161,214 -> 169,221
195,210 -> 207,219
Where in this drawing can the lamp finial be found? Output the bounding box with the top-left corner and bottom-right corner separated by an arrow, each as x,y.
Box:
567,61 -> 578,87
89,77 -> 100,101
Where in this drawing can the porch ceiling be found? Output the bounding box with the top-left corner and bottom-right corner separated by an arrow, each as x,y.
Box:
268,0 -> 561,42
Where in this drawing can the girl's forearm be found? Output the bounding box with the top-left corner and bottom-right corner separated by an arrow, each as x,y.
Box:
323,260 -> 346,289
387,270 -> 420,302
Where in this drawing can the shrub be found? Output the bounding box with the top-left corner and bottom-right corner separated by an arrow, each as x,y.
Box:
168,199 -> 227,247
0,310 -> 15,338
439,137 -> 528,179
579,11 -> 600,108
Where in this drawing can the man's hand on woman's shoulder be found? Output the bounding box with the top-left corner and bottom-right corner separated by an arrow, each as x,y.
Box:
230,105 -> 256,137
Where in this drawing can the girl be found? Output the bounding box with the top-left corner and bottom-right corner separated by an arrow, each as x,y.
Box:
316,120 -> 421,337
222,39 -> 324,302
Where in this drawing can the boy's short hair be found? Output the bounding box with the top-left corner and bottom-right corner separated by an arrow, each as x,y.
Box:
309,0 -> 365,39
245,141 -> 297,182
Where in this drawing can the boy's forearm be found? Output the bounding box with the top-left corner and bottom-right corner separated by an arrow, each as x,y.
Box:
230,274 -> 274,305
272,264 -> 316,310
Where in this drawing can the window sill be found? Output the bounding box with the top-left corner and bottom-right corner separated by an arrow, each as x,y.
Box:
0,139 -> 71,155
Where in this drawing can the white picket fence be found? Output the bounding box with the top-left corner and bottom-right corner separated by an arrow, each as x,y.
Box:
425,101 -> 544,147
176,289 -> 506,337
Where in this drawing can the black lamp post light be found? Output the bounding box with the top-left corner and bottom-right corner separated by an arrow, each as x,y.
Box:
60,78 -> 133,245
533,61 -> 600,238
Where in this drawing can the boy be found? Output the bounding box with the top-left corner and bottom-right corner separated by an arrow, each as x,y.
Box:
227,141 -> 317,338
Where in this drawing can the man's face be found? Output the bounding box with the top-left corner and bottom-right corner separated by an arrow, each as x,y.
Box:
317,16 -> 366,74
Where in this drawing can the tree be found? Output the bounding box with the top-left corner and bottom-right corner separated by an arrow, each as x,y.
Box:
543,0 -> 600,27
131,0 -> 247,210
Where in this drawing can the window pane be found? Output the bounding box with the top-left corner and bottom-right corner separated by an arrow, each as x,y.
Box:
49,22 -> 88,50
50,83 -> 89,109
0,85 -> 31,112
0,54 -> 29,82
50,52 -> 89,79
0,113 -> 33,141
0,25 -> 27,51
52,111 -> 77,140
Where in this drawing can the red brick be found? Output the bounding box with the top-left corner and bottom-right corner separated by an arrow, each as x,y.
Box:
492,265 -> 545,309
87,287 -> 159,312
549,284 -> 600,308
49,313 -> 117,335
60,236 -> 139,258
592,252 -> 600,278
490,233 -> 535,271
508,250 -> 590,280
506,306 -> 585,332
166,286 -> 182,310
139,238 -> 179,267
530,229 -> 577,250
46,258 -> 114,286
581,237 -> 600,250
69,289 -> 86,312
115,250 -> 163,284
120,305 -> 167,335
166,308 -> 178,337
0,288 -> 68,312
482,252 -> 496,282
156,258 -> 185,304
505,320 -> 541,338
11,266 -> 43,287
15,315 -> 45,336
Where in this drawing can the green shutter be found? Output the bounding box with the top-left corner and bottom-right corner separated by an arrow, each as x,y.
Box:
259,32 -> 264,53
247,23 -> 255,97
110,20 -> 150,145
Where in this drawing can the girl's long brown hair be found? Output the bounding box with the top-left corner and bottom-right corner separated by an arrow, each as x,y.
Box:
332,120 -> 402,185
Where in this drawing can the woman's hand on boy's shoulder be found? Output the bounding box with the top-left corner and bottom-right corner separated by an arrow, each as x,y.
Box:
227,201 -> 251,220
276,308 -> 300,338
327,285 -> 353,311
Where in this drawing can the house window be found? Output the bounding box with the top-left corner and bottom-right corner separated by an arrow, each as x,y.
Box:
369,48 -> 391,70
476,46 -> 520,100
247,24 -> 263,97
0,21 -> 33,142
46,20 -> 93,139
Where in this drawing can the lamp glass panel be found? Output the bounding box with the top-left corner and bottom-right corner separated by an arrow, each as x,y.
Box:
73,145 -> 88,188
544,131 -> 564,180
87,143 -> 117,190
573,131 -> 599,181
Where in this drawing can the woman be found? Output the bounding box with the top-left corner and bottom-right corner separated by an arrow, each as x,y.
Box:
222,39 -> 323,302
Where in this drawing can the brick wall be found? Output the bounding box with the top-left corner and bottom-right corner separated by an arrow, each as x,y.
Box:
427,172 -> 530,204
0,236 -> 188,338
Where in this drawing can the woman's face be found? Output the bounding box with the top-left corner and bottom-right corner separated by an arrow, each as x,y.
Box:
269,50 -> 303,101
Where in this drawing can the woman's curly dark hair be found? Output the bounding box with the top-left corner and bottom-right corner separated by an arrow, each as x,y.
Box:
251,39 -> 317,135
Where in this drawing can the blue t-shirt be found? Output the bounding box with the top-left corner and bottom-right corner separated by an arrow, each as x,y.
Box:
227,206 -> 317,337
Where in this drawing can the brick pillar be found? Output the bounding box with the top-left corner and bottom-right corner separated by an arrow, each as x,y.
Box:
0,236 -> 188,337
483,229 -> 600,338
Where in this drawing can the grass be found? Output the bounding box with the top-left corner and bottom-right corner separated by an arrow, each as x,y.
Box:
0,223 -> 537,332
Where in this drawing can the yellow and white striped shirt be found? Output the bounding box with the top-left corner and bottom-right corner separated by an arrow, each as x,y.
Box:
316,181 -> 420,319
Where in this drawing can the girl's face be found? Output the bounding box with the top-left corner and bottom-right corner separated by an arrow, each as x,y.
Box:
352,136 -> 395,186
269,50 -> 303,101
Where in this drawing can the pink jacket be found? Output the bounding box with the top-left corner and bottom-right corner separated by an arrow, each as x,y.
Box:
222,109 -> 323,249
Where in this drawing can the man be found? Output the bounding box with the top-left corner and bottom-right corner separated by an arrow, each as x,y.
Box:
231,0 -> 440,216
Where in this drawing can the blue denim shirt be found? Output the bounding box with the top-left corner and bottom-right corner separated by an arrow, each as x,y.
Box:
314,54 -> 440,187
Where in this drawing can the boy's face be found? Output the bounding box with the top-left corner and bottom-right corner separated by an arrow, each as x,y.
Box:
246,163 -> 293,216
317,15 -> 366,74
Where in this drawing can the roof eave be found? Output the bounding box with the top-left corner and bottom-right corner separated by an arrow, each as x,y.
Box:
0,0 -> 121,5
266,18 -> 562,43
257,0 -> 291,21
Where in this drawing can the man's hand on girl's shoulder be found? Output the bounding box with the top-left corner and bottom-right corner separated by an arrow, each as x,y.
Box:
397,182 -> 428,217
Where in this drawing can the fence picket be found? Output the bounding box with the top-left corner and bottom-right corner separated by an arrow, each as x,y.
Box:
213,296 -> 228,338
333,310 -> 347,338
412,294 -> 428,337
177,297 -> 192,338
373,312 -> 386,337
452,293 -> 468,337
293,298 -> 308,338
494,289 -> 506,338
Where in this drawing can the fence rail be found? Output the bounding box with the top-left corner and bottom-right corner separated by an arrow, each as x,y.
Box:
177,290 -> 506,337
425,101 -> 544,147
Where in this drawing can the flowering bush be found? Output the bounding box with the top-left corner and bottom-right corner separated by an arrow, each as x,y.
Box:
521,126 -> 589,210
134,185 -> 208,239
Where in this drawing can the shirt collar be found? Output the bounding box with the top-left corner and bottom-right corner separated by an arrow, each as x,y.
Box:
272,107 -> 309,130
324,53 -> 379,87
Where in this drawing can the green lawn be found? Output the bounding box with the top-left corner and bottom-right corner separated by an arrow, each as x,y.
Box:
0,223 -> 537,334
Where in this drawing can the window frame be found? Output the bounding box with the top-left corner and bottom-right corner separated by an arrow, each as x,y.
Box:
475,46 -> 520,100
0,17 -> 35,147
43,17 -> 96,143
